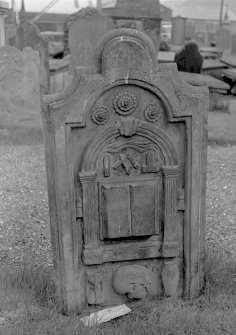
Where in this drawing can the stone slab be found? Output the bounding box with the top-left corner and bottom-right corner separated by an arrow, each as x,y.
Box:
42,29 -> 208,313
68,8 -> 114,73
11,21 -> 50,94
0,46 -> 41,130
179,71 -> 230,91
221,50 -> 236,67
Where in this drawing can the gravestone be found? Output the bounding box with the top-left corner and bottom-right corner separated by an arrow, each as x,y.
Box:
216,28 -> 231,51
67,7 -> 114,74
11,21 -> 50,94
103,0 -> 161,52
171,16 -> 186,46
41,28 -> 208,313
0,45 -> 42,142
231,33 -> 236,54
185,21 -> 195,40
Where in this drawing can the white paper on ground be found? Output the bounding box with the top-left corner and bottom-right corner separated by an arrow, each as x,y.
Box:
80,304 -> 131,326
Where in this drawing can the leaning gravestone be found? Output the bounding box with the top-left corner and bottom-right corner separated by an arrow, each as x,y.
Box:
231,33 -> 236,54
67,7 -> 114,74
0,46 -> 42,143
11,21 -> 50,94
41,29 -> 208,313
216,28 -> 231,51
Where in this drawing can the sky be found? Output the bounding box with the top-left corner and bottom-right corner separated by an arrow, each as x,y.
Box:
8,0 -> 186,13
9,0 -> 98,13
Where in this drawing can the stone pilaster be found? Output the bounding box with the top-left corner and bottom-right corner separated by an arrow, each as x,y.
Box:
162,166 -> 179,257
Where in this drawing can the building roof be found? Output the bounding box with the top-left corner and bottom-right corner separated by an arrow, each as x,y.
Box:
103,0 -> 161,19
162,1 -> 236,21
12,0 -> 159,17
102,0 -> 117,7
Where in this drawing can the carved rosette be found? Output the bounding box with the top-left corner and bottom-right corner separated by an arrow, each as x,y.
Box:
144,104 -> 163,123
113,90 -> 138,116
91,106 -> 110,125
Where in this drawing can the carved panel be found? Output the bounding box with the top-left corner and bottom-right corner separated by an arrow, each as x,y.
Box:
130,183 -> 160,236
100,184 -> 132,239
86,271 -> 104,305
112,265 -> 153,299
112,149 -> 141,176
99,179 -> 162,240
83,238 -> 162,265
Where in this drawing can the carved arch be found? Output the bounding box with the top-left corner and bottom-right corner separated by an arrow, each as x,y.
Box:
81,121 -> 178,171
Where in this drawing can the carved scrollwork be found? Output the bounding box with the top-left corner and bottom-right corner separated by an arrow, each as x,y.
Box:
144,104 -> 163,123
113,90 -> 138,116
91,106 -> 110,125
86,271 -> 104,305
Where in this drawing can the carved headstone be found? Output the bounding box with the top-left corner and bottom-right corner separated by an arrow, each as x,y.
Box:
11,21 -> 50,94
103,0 -> 161,52
41,29 -> 208,313
67,7 -> 114,74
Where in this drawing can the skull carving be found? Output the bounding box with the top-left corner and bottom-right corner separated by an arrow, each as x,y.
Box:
112,265 -> 153,299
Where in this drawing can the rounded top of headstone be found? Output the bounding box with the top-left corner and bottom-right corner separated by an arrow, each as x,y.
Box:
94,28 -> 158,80
66,6 -> 105,26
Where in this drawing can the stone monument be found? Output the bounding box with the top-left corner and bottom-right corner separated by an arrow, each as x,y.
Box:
41,28 -> 208,313
216,28 -> 231,51
0,45 -> 42,143
11,21 -> 50,94
103,0 -> 161,52
231,33 -> 236,54
65,7 -> 114,74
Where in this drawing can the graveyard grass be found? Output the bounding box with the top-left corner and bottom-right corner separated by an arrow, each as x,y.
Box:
0,249 -> 235,335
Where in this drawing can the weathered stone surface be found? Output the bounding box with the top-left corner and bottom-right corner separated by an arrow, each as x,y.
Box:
67,7 -> 114,74
42,28 -> 208,313
216,29 -> 231,51
11,21 -> 50,94
231,33 -> 236,54
0,46 -> 41,130
103,0 -> 161,52
112,265 -> 153,299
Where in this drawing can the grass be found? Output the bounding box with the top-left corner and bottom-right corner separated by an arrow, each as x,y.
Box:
208,96 -> 236,145
0,250 -> 235,335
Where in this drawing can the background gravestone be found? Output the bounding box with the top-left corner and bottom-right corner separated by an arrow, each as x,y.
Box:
0,45 -> 42,144
216,29 -> 231,51
231,33 -> 236,54
11,21 -> 50,95
67,7 -> 114,74
42,29 -> 208,313
103,0 -> 161,52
